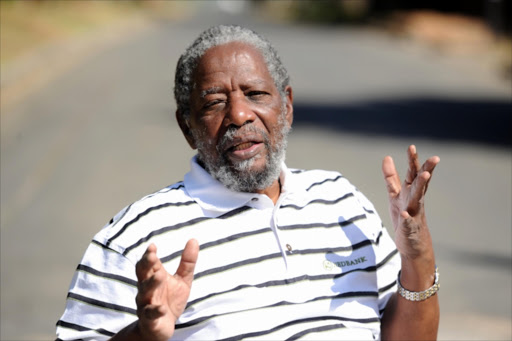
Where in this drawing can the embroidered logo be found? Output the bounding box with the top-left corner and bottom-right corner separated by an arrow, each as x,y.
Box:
323,256 -> 367,271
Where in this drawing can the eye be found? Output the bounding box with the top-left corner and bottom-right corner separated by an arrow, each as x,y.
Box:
203,99 -> 225,109
247,91 -> 268,100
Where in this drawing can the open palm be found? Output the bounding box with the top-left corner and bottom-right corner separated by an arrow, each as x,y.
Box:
382,145 -> 439,260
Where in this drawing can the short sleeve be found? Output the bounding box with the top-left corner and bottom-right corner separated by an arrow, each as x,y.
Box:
352,188 -> 400,318
56,240 -> 138,340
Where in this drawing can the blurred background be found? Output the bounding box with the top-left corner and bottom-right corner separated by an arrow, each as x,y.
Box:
1,0 -> 511,340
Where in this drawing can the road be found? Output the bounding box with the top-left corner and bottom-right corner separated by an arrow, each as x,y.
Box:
1,3 -> 511,340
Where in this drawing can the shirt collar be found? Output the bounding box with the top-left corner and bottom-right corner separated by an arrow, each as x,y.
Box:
183,155 -> 294,215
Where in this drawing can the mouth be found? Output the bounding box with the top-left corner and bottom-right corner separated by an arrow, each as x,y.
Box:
232,142 -> 257,151
223,136 -> 265,161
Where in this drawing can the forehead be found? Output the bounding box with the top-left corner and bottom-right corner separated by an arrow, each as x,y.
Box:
193,42 -> 273,86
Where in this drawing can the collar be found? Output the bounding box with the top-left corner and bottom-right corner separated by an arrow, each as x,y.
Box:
183,155 -> 294,216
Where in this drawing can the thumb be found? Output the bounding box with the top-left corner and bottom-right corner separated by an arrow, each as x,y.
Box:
175,239 -> 199,286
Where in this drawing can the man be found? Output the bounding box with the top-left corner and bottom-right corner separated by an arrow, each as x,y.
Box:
57,25 -> 440,340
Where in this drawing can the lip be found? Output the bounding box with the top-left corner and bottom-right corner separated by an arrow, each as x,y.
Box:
223,135 -> 265,161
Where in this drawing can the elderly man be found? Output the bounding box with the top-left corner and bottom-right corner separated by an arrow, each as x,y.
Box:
57,25 -> 440,341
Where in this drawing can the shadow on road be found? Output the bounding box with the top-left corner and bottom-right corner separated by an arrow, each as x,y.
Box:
435,243 -> 512,270
293,98 -> 512,146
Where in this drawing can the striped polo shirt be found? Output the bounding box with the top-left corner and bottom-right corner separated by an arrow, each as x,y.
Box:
56,156 -> 400,340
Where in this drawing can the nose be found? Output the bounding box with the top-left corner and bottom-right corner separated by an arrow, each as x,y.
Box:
224,94 -> 255,127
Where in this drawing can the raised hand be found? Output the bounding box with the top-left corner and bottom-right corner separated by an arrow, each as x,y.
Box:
380,146 -> 441,339
382,145 -> 440,262
134,239 -> 199,341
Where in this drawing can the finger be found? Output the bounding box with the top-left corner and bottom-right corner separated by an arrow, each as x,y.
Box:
400,210 -> 412,226
136,244 -> 162,281
382,156 -> 401,198
405,145 -> 421,185
420,155 -> 440,174
136,267 -> 167,307
399,210 -> 422,236
136,246 -> 168,307
399,210 -> 420,237
175,239 -> 199,286
140,304 -> 166,320
407,171 -> 431,216
420,155 -> 440,194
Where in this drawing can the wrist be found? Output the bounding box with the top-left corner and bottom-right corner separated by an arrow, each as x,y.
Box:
135,318 -> 176,341
108,320 -> 157,341
399,255 -> 436,291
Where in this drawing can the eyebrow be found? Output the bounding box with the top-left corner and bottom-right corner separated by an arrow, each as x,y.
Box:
199,79 -> 269,99
200,87 -> 223,99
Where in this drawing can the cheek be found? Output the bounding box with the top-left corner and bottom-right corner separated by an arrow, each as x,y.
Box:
205,124 -> 224,147
193,118 -> 223,147
263,111 -> 286,136
259,98 -> 286,127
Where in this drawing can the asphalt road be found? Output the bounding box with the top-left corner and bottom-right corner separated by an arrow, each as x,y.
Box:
1,4 -> 511,340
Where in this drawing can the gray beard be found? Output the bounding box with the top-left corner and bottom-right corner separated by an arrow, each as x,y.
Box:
192,114 -> 290,193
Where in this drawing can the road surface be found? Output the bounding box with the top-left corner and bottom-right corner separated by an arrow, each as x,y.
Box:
1,3 -> 511,340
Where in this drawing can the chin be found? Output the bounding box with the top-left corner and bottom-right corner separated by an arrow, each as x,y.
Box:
230,155 -> 266,173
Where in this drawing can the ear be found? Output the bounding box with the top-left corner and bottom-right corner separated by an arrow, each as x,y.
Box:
284,85 -> 294,127
176,110 -> 197,149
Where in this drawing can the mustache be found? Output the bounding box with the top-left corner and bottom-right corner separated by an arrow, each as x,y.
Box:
217,124 -> 269,152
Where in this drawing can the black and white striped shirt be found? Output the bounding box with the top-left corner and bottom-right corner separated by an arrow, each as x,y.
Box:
56,156 -> 400,340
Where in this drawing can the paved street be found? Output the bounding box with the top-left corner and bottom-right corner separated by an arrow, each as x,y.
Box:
1,3 -> 511,340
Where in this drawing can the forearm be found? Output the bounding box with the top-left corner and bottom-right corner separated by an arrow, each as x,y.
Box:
381,258 -> 440,340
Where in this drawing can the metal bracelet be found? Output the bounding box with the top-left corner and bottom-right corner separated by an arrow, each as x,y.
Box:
397,266 -> 440,301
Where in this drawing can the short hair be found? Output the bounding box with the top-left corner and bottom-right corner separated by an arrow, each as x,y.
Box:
174,25 -> 290,120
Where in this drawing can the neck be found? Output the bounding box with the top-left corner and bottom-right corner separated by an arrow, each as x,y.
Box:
255,177 -> 281,205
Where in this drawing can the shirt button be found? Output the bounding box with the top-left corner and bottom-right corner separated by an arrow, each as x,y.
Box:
252,198 -> 258,201
286,244 -> 292,252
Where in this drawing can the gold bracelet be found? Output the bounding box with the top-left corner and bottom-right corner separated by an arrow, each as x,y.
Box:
397,266 -> 440,301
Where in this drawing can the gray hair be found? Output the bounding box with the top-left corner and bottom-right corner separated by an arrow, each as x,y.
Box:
174,25 -> 290,120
